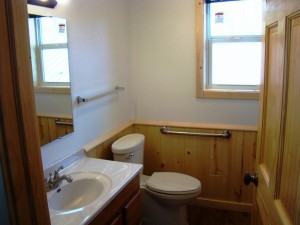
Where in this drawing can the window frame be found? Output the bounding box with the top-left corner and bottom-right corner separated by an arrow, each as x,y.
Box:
31,17 -> 70,93
195,0 -> 260,99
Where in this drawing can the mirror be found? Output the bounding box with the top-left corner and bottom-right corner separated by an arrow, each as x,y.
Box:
28,14 -> 74,146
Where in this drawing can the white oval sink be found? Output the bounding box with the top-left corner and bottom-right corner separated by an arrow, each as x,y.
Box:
48,172 -> 111,211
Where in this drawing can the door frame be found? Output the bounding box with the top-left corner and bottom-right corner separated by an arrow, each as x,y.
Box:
0,0 -> 50,224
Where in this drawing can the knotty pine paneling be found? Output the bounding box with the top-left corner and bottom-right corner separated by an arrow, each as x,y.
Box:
85,126 -> 135,160
37,116 -> 73,146
86,123 -> 257,210
134,124 -> 256,205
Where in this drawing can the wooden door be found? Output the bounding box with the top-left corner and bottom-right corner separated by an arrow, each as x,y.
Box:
255,0 -> 300,224
0,0 -> 50,224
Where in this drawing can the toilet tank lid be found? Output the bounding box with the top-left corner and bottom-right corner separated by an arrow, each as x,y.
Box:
146,172 -> 201,194
112,134 -> 145,154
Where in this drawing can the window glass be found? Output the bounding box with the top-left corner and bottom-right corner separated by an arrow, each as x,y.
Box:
209,0 -> 262,37
210,41 -> 261,86
207,0 -> 262,91
39,17 -> 67,44
41,49 -> 70,83
37,17 -> 70,86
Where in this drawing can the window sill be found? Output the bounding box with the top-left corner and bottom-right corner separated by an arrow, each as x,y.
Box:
197,89 -> 259,100
34,86 -> 70,94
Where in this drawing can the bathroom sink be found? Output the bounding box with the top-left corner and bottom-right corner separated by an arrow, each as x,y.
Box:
48,172 -> 111,211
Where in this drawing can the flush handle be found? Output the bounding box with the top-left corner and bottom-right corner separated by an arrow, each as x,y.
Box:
127,152 -> 134,159
244,172 -> 258,187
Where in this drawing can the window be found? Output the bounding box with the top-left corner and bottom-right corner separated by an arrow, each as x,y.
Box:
28,16 -> 70,93
196,0 -> 262,99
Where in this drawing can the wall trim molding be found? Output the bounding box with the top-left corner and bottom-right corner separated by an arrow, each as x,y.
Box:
84,119 -> 257,154
83,120 -> 135,153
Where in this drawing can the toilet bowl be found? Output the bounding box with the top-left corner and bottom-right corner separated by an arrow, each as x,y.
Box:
112,134 -> 201,225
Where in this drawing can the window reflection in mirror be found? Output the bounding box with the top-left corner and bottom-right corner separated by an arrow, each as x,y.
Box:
28,15 -> 74,146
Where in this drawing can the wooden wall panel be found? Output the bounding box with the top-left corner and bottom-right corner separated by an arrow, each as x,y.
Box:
37,116 -> 73,146
134,125 -> 256,206
86,122 -> 257,211
85,126 -> 135,160
38,116 -> 51,145
241,131 -> 257,203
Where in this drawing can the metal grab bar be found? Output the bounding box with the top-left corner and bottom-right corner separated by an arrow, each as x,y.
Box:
77,86 -> 125,104
55,119 -> 73,126
160,126 -> 231,138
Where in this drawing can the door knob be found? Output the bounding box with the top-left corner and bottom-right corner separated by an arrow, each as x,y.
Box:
244,172 -> 258,187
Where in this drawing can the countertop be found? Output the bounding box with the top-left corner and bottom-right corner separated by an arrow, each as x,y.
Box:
45,151 -> 142,225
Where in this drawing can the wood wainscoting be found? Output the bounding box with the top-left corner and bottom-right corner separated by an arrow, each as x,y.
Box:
85,123 -> 135,160
85,121 -> 257,213
37,114 -> 74,146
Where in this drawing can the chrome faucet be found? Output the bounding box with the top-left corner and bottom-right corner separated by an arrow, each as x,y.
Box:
45,166 -> 73,192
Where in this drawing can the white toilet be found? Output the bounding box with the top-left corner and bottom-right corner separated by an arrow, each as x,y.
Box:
112,134 -> 201,225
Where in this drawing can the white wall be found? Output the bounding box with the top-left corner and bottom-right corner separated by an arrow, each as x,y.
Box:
28,1 -> 132,168
129,0 -> 259,125
29,0 -> 260,168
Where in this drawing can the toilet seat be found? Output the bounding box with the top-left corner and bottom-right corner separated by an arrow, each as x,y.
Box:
146,172 -> 201,195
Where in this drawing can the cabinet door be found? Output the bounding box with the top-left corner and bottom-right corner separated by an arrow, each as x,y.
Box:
110,214 -> 122,225
123,191 -> 141,225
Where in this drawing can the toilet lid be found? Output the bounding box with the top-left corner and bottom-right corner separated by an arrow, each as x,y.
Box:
146,172 -> 201,195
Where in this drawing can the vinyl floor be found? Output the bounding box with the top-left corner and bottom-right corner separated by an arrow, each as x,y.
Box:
187,205 -> 251,225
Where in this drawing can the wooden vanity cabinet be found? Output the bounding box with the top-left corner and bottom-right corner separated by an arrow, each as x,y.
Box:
123,190 -> 141,225
110,214 -> 122,225
88,175 -> 141,225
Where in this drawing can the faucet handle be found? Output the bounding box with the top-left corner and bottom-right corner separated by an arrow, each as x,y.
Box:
53,166 -> 64,179
55,166 -> 64,173
44,177 -> 55,192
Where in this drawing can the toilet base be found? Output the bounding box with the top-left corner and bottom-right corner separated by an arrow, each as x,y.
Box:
141,188 -> 189,225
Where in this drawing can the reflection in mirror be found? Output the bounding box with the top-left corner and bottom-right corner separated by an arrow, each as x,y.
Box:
28,15 -> 74,146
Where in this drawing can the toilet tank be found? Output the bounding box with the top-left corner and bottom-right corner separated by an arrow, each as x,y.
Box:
112,134 -> 144,164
